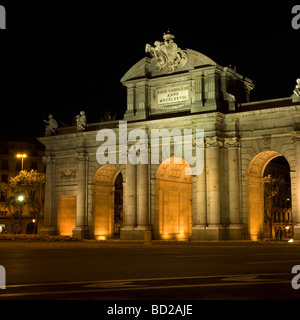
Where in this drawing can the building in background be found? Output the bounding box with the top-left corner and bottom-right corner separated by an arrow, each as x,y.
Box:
0,141 -> 45,234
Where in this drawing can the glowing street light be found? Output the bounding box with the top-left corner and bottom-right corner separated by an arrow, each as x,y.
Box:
17,194 -> 25,234
16,154 -> 27,170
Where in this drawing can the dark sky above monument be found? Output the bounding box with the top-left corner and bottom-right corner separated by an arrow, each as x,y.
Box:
0,2 -> 299,141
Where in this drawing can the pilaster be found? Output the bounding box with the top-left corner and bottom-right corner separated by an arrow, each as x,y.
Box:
121,162 -> 137,239
39,155 -> 56,235
137,163 -> 149,228
224,137 -> 243,239
203,136 -> 224,240
192,160 -> 207,240
73,152 -> 88,238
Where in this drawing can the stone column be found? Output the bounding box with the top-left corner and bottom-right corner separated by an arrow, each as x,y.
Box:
194,168 -> 207,226
137,163 -> 149,228
292,131 -> 300,239
73,152 -> 88,238
40,155 -> 56,235
124,162 -> 137,228
224,137 -> 243,239
205,136 -> 223,239
191,164 -> 207,240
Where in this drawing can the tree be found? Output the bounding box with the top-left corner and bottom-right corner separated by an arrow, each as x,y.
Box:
0,182 -> 7,202
5,195 -> 27,234
263,174 -> 284,238
9,170 -> 45,234
1,180 -> 28,233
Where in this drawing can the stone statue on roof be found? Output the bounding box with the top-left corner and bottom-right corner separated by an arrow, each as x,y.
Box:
294,78 -> 300,97
76,111 -> 87,131
44,113 -> 58,136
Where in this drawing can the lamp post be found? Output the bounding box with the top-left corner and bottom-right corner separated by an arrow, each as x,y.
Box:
17,195 -> 24,234
16,154 -> 27,170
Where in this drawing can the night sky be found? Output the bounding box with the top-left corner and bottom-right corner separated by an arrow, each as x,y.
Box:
1,2 -> 299,142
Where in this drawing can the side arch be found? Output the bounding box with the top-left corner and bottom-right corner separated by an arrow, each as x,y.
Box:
247,150 -> 288,240
92,164 -> 121,240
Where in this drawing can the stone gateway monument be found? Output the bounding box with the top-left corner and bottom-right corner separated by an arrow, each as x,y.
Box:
39,31 -> 300,241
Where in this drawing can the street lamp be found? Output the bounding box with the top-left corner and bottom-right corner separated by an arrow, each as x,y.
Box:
17,194 -> 25,234
16,154 -> 27,170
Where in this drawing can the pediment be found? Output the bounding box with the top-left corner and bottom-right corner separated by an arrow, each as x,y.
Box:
120,49 -> 217,84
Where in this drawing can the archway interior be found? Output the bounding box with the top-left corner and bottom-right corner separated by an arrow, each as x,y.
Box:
113,173 -> 123,238
247,151 -> 292,240
93,165 -> 122,240
263,156 -> 292,239
155,157 -> 192,240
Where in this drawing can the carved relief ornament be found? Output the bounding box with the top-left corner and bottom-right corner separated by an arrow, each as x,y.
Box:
59,168 -> 77,181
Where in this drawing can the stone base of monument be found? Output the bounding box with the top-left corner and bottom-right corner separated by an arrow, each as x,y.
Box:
39,226 -> 56,236
192,225 -> 225,241
72,227 -> 89,239
293,225 -> 300,241
226,224 -> 244,240
120,227 -> 151,241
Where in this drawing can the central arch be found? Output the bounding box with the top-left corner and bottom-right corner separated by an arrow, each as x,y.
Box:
155,157 -> 192,240
92,164 -> 123,240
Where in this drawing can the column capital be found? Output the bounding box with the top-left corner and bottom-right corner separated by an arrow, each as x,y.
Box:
205,136 -> 223,148
224,137 -> 240,148
74,152 -> 88,161
292,130 -> 300,143
42,155 -> 55,165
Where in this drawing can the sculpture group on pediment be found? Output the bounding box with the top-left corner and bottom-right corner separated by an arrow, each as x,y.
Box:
145,30 -> 188,74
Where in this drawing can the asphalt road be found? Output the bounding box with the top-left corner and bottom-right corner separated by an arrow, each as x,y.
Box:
0,241 -> 300,301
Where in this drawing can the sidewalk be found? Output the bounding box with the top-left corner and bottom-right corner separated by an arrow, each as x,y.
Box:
0,238 -> 299,249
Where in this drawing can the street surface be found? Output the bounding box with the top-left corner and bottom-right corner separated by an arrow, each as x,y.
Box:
0,241 -> 300,300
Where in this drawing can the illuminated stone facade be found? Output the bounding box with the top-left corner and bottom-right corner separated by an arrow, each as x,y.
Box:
39,33 -> 300,241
